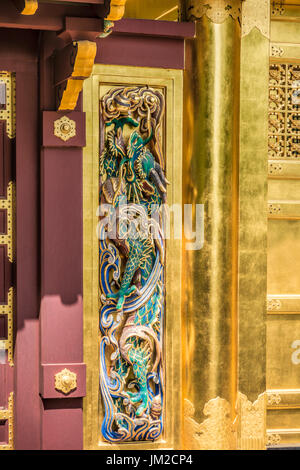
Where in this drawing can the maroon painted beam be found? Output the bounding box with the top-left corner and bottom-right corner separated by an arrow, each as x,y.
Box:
96,19 -> 195,70
113,18 -> 195,39
0,2 -> 101,31
51,0 -> 104,3
57,16 -> 103,43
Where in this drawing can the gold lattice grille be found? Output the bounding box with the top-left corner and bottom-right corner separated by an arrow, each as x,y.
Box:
269,63 -> 300,159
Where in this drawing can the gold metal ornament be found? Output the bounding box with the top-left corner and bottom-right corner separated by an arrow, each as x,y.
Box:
0,182 -> 15,263
236,392 -> 266,450
268,203 -> 281,215
271,45 -> 284,58
0,392 -> 14,450
268,162 -> 283,176
271,2 -> 285,16
183,397 -> 236,450
54,115 -> 76,142
267,433 -> 281,446
182,0 -> 243,23
267,393 -> 281,406
241,0 -> 270,38
0,72 -> 16,139
0,288 -> 14,367
267,298 -> 282,311
55,368 -> 77,395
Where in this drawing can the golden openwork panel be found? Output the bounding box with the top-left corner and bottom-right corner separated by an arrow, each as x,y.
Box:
269,63 -> 300,160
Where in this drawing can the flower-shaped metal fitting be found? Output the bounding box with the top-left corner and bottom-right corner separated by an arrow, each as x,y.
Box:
55,368 -> 77,395
54,115 -> 76,141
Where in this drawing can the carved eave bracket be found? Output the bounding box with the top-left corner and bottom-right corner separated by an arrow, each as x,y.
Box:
54,1 -> 128,111
106,0 -> 127,21
13,0 -> 38,15
55,40 -> 97,111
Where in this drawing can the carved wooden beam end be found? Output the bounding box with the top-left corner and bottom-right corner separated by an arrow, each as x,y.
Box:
13,0 -> 38,15
106,0 -> 127,21
56,40 -> 97,112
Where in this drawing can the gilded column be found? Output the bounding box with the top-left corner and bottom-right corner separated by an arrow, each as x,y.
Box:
236,0 -> 270,450
180,0 -> 242,449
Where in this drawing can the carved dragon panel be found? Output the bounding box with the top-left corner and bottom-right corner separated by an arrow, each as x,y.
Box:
98,86 -> 167,442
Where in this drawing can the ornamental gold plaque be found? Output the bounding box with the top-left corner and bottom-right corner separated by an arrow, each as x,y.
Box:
54,115 -> 76,141
55,368 -> 77,395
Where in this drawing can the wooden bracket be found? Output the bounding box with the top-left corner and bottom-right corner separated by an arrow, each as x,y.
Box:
52,1 -> 128,112
106,0 -> 127,21
12,0 -> 38,15
55,40 -> 97,111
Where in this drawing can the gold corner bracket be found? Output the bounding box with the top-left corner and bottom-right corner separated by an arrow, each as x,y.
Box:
181,0 -> 243,23
0,288 -> 14,367
183,393 -> 266,450
55,368 -> 77,395
236,392 -> 266,450
183,398 -> 237,450
241,0 -> 270,39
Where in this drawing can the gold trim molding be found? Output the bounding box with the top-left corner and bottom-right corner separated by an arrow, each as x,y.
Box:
0,392 -> 14,450
236,392 -> 266,450
267,389 -> 300,408
266,429 -> 300,446
182,0 -> 243,23
0,182 -> 15,263
271,45 -> 284,57
267,432 -> 281,445
183,398 -> 236,450
242,0 -> 270,39
0,288 -> 14,367
271,2 -> 285,17
0,72 -> 16,139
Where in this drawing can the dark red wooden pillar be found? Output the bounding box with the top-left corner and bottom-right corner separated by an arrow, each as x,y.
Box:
15,65 -> 41,450
39,32 -> 86,446
0,29 -> 42,450
40,134 -> 86,449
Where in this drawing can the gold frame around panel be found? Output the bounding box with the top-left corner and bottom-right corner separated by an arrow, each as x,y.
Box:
83,64 -> 183,450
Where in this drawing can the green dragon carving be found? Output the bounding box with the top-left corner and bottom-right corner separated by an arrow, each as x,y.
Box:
99,86 -> 167,440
